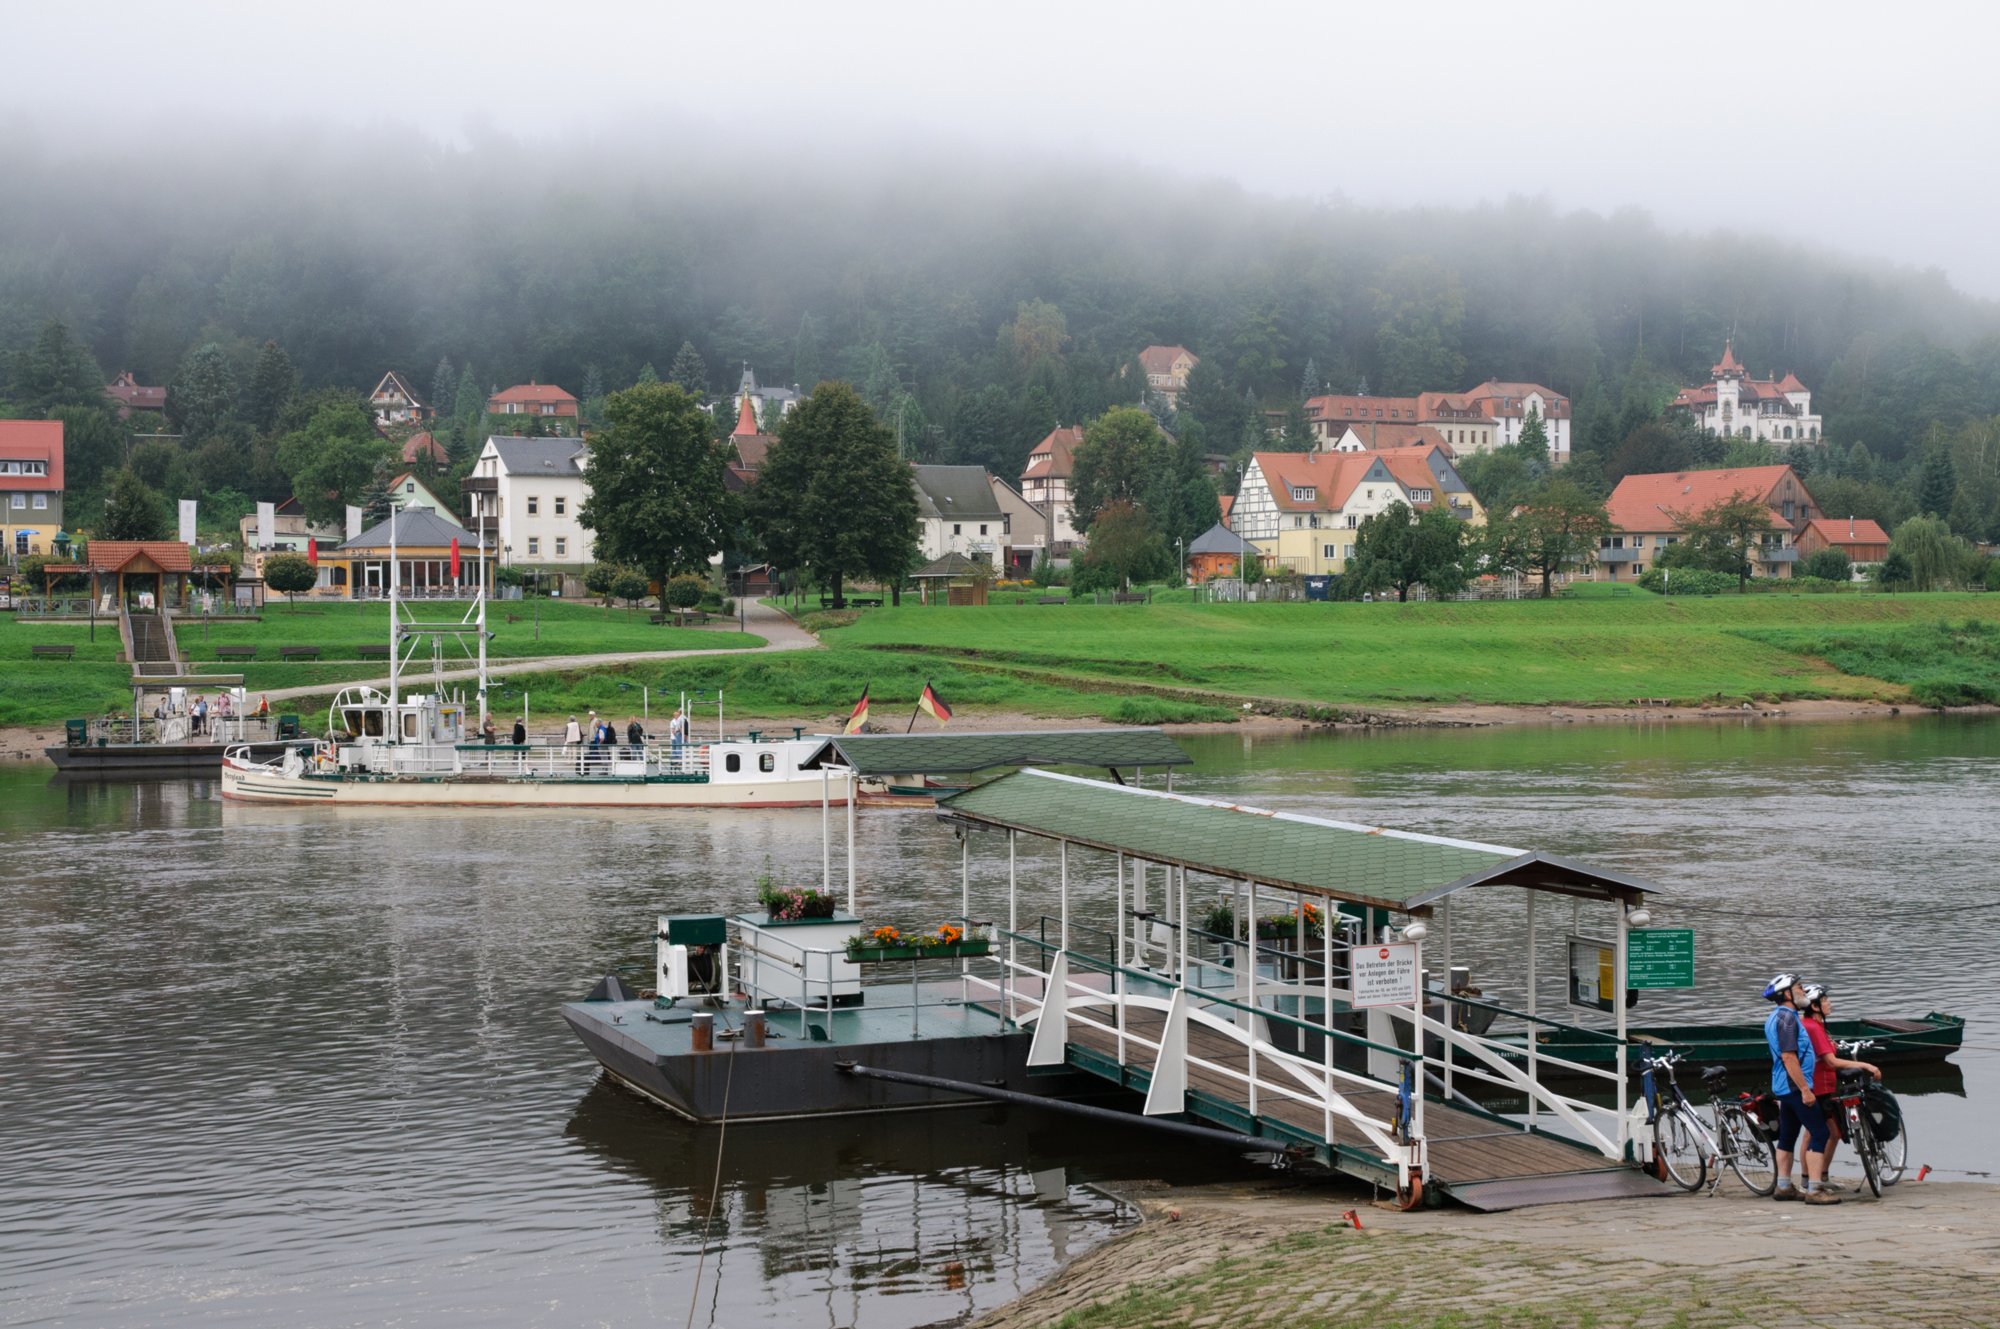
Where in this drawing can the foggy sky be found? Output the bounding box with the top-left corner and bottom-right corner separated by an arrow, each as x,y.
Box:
9,0 -> 1998,297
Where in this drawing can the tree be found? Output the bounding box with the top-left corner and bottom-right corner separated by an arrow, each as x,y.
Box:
1802,547 -> 1853,582
611,567 -> 651,606
750,381 -> 919,608
1662,492 -> 1780,592
669,341 -> 707,399
263,552 -> 316,608
1346,501 -> 1468,602
1002,300 -> 1069,367
579,364 -> 605,429
1279,399 -> 1315,451
454,363 -> 484,440
1299,357 -> 1320,402
1072,500 -> 1169,592
1918,443 -> 1957,518
1516,407 -> 1550,468
430,356 -> 457,420
165,343 -> 238,440
48,404 -> 124,496
275,399 -> 395,527
16,318 -> 105,414
1888,514 -> 1965,591
1144,428 -> 1222,553
583,561 -> 618,605
579,383 -> 735,611
663,574 -> 705,609
243,340 -> 296,434
1487,478 -> 1613,598
634,363 -> 660,387
101,467 -> 169,540
1874,550 -> 1913,592
1069,407 -> 1166,533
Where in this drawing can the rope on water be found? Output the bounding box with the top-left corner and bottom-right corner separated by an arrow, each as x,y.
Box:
686,1029 -> 739,1329
1669,897 -> 2000,921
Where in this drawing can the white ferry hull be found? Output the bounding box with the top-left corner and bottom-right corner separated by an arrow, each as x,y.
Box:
220,757 -> 851,809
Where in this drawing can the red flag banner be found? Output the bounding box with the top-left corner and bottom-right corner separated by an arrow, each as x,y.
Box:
844,684 -> 871,734
306,537 -> 318,567
917,680 -> 953,727
450,537 -> 461,579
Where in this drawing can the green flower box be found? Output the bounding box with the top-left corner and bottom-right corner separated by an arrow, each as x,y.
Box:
846,939 -> 993,963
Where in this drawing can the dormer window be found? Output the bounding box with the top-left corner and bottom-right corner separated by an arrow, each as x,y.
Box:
1289,486 -> 1315,502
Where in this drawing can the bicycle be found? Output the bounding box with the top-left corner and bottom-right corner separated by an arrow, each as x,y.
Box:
1640,1050 -> 1779,1196
1829,1038 -> 1904,1194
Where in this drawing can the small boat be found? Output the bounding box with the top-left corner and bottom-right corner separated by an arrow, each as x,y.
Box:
47,715 -> 295,775
1503,1012 -> 1964,1073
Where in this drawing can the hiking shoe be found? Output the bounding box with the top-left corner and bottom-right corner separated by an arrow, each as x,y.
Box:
1820,1180 -> 1850,1194
1773,1186 -> 1800,1202
1801,1188 -> 1842,1205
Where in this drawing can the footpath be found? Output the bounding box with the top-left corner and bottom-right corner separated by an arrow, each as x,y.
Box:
976,1178 -> 2000,1329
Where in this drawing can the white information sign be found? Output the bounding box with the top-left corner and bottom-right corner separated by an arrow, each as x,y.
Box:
1349,942 -> 1420,1008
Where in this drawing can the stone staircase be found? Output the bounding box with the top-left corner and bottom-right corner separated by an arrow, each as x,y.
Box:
126,611 -> 182,678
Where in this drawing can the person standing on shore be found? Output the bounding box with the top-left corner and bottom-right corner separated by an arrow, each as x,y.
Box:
1764,972 -> 1839,1204
1797,983 -> 1882,1192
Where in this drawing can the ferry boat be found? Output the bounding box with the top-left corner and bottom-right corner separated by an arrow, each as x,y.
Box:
220,515 -> 847,810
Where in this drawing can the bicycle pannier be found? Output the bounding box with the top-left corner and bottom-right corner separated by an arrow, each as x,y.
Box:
1863,1082 -> 1902,1143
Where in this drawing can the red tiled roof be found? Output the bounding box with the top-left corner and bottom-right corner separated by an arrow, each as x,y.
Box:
1333,421 -> 1454,453
1712,340 -> 1744,377
1306,394 -> 1423,424
1251,451 -> 1375,512
1461,381 -> 1571,420
105,371 -> 167,413
1605,466 -> 1797,532
1803,517 -> 1888,548
1021,425 -> 1083,481
82,540 -> 194,573
1138,345 -> 1196,376
1778,372 -> 1808,393
733,434 -> 771,471
400,431 -> 448,465
1217,494 -> 1234,528
486,382 -> 578,407
0,419 -> 64,490
732,392 -> 762,437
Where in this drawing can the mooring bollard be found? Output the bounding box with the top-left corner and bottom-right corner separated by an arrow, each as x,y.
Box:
690,1011 -> 714,1053
744,1009 -> 766,1049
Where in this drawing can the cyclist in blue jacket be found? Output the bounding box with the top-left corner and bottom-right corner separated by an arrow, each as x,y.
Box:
1764,972 -> 1839,1204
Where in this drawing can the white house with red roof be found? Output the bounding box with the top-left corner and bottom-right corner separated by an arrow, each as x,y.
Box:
1020,424 -> 1085,551
485,381 -> 580,436
1670,342 -> 1822,444
1,419 -> 64,562
1306,381 -> 1569,462
369,371 -> 432,426
1233,444 -> 1483,576
1459,381 -> 1571,463
1595,464 -> 1819,581
1136,346 -> 1198,407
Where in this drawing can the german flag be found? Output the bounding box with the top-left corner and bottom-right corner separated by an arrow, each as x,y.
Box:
917,680 -> 953,727
844,684 -> 871,734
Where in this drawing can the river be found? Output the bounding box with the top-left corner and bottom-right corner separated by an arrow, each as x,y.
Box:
2,716 -> 1994,1326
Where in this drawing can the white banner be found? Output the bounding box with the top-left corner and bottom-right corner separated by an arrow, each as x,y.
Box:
177,499 -> 198,546
346,505 -> 364,541
256,501 -> 276,550
1349,942 -> 1421,1008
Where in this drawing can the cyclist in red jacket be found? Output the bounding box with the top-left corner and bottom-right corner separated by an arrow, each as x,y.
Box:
1798,983 -> 1882,1193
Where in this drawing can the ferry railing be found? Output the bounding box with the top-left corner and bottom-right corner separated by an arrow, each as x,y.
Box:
357,742 -> 711,778
989,926 -> 1423,1182
727,924 -> 1012,1042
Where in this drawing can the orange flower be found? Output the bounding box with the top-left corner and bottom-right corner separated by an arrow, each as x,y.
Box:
870,925 -> 902,945
936,924 -> 963,945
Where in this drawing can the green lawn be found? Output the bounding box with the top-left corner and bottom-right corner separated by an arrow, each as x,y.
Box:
0,618 -> 133,726
818,593 -> 2000,710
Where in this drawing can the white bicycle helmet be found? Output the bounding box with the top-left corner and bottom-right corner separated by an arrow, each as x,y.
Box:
1763,972 -> 1801,1002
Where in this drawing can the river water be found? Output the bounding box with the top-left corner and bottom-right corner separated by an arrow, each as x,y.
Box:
2,717 -> 1995,1326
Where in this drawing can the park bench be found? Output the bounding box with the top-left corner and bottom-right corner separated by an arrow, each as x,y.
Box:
279,646 -> 322,662
356,644 -> 392,659
654,609 -> 719,626
214,645 -> 258,661
1036,596 -> 1067,605
30,644 -> 75,660
1111,592 -> 1148,604
849,597 -> 884,608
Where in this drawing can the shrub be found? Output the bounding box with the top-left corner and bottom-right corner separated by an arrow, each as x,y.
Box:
494,565 -> 525,588
610,568 -> 651,604
757,882 -> 837,920
1636,567 -> 1736,595
663,574 -> 705,609
1802,548 -> 1852,583
263,552 -> 317,606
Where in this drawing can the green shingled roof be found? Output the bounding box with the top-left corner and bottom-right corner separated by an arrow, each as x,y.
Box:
940,769 -> 1656,912
799,728 -> 1191,776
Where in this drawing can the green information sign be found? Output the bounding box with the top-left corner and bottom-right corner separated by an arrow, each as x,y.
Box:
1627,928 -> 1695,989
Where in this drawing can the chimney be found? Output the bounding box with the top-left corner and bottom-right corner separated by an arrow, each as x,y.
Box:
1849,516 -> 1855,538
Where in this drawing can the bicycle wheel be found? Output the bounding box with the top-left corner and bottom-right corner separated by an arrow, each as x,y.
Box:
1847,1104 -> 1882,1198
1718,1105 -> 1778,1196
1654,1105 -> 1707,1192
1879,1112 -> 1908,1186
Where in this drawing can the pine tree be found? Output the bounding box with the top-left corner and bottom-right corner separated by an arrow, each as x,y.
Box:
792,314 -> 822,391
165,343 -> 238,440
580,364 -> 606,428
1918,444 -> 1957,517
1299,357 -> 1319,402
668,341 -> 706,398
18,318 -> 106,414
102,467 -> 169,540
430,356 -> 457,419
244,340 -> 296,433
635,363 -> 660,387
454,364 -> 483,439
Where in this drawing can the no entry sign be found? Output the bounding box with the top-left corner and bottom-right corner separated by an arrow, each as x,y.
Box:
1349,942 -> 1419,1008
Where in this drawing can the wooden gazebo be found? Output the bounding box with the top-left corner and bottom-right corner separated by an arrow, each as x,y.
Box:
70,541 -> 198,611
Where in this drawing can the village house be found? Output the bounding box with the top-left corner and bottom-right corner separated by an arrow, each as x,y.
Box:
1596,464 -> 1820,582
1322,421 -> 1458,454
1019,425 -> 1083,553
485,382 -> 581,436
400,430 -> 449,467
1796,516 -> 1890,571
1137,345 -> 1198,407
1,419 -> 64,563
736,365 -> 800,423
237,497 -> 341,582
913,465 -> 1009,565
987,474 -> 1046,577
1232,443 -> 1484,577
462,436 -> 594,594
369,371 -> 432,426
1460,381 -> 1571,463
329,509 -> 493,599
1306,381 -> 1570,463
104,371 -> 167,419
1186,521 -> 1254,580
1670,342 -> 1823,443
384,471 -> 465,527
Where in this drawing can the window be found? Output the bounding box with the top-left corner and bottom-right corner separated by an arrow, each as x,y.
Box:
1411,489 -> 1432,503
725,752 -> 742,773
32,494 -> 47,509
527,537 -> 540,555
8,494 -> 23,509
952,523 -> 961,535
555,538 -> 567,557
540,404 -> 556,415
554,496 -> 566,516
1343,544 -> 1355,560
505,402 -> 520,414
979,524 -> 988,535
1323,544 -> 1338,560
527,496 -> 539,515
1293,516 -> 1304,529
1345,513 -> 1358,528
405,481 -> 416,494
758,753 -> 775,772
1290,486 -> 1314,502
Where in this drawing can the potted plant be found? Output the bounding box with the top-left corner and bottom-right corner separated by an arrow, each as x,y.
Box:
844,922 -> 992,962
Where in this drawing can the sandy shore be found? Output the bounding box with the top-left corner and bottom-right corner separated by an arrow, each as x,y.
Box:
976,1176 -> 2000,1328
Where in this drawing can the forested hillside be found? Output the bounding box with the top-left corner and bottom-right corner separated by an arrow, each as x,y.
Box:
6,126 -> 2000,539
